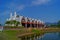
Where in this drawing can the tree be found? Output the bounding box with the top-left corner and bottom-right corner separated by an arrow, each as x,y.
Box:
0,24 -> 1,26
58,20 -> 60,24
5,20 -> 20,26
5,21 -> 11,25
16,21 -> 20,26
57,20 -> 60,27
12,20 -> 17,26
12,20 -> 20,26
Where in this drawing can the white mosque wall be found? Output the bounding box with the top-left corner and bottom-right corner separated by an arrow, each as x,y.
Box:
6,12 -> 45,27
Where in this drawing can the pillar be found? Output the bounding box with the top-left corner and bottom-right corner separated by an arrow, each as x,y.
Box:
25,23 -> 27,28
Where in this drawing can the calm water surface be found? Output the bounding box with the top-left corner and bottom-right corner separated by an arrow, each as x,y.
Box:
19,32 -> 60,40
39,32 -> 60,40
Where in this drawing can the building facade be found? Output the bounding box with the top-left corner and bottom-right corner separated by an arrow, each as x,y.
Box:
5,12 -> 45,28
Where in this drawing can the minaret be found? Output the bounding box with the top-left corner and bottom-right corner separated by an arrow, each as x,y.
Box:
13,12 -> 17,20
10,13 -> 12,19
14,12 -> 17,18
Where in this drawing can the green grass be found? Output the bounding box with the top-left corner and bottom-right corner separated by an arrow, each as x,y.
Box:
0,28 -> 60,40
31,29 -> 44,35
0,30 -> 18,40
0,28 -> 44,40
32,29 -> 40,33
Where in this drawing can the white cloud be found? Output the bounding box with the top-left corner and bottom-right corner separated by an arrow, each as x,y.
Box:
32,0 -> 51,5
7,2 -> 25,12
5,0 -> 51,12
16,5 -> 25,11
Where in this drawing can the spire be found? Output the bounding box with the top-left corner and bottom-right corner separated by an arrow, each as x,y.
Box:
10,13 -> 12,18
14,12 -> 17,18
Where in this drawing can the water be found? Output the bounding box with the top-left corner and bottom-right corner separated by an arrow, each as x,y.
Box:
39,32 -> 60,40
18,32 -> 60,40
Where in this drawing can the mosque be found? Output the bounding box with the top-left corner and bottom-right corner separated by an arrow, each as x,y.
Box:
5,12 -> 45,28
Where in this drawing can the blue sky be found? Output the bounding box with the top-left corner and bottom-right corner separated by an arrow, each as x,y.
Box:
0,0 -> 60,24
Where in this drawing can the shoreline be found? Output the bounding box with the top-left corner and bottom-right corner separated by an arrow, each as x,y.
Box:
18,28 -> 60,37
0,27 -> 60,40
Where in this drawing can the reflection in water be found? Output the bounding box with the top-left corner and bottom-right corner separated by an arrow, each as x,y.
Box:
58,32 -> 60,37
18,34 -> 42,40
39,32 -> 60,40
18,32 -> 60,40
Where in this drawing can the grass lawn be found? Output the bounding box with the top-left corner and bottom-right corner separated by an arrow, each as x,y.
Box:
0,30 -> 18,40
0,28 -> 60,40
0,28 -> 43,40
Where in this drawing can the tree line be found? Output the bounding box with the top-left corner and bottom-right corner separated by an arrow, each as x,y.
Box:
50,20 -> 60,27
5,20 -> 20,26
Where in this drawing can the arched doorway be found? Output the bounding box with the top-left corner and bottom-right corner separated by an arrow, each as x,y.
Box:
41,23 -> 44,27
32,20 -> 35,28
21,17 -> 26,27
38,22 -> 40,27
27,18 -> 30,28
38,22 -> 43,28
35,21 -> 37,28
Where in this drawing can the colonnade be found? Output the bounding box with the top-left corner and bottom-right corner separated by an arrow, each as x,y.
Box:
21,17 -> 44,28
6,12 -> 44,27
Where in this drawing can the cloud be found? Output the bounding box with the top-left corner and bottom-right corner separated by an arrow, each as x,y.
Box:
32,0 -> 51,5
16,5 -> 25,11
5,0 -> 51,12
6,2 -> 25,12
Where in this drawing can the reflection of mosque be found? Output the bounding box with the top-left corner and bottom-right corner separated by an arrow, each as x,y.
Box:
6,12 -> 45,28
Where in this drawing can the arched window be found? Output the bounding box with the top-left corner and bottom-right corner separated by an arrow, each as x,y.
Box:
27,18 -> 30,27
21,17 -> 25,23
32,20 -> 35,27
35,21 -> 37,24
21,17 -> 26,27
38,22 -> 40,27
32,20 -> 34,23
27,18 -> 30,23
35,21 -> 37,27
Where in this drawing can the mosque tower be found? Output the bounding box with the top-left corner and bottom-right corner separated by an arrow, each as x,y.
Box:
10,13 -> 12,19
12,12 -> 17,20
14,12 -> 17,18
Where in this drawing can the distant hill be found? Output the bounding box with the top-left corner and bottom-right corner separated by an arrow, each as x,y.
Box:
45,22 -> 52,25
45,22 -> 57,27
45,22 -> 57,25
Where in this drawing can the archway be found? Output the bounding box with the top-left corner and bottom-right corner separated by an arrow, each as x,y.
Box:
32,20 -> 35,28
21,17 -> 26,27
35,21 -> 38,28
27,18 -> 30,28
38,22 -> 41,27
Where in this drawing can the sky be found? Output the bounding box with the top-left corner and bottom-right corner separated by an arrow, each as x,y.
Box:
0,0 -> 60,24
